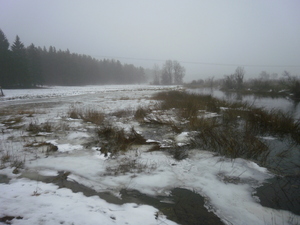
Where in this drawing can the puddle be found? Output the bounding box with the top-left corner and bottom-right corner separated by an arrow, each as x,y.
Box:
20,170 -> 224,225
255,175 -> 300,215
0,174 -> 10,184
120,188 -> 224,225
21,170 -> 123,205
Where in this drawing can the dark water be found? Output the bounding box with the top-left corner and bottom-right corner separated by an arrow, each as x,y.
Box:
120,188 -> 224,225
255,176 -> 300,215
17,171 -> 224,225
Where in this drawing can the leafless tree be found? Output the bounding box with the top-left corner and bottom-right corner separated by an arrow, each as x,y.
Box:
234,66 -> 245,90
173,60 -> 185,84
161,60 -> 173,85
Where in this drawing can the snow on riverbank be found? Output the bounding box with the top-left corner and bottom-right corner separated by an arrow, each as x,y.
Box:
0,85 -> 179,102
0,177 -> 176,225
0,85 -> 299,225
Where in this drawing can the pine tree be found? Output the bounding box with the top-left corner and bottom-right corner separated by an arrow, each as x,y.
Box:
27,44 -> 43,86
0,29 -> 11,87
11,35 -> 30,87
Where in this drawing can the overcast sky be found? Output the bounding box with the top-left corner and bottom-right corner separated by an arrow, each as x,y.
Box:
1,0 -> 300,81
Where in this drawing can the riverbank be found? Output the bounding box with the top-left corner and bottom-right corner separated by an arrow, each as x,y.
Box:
0,85 -> 299,224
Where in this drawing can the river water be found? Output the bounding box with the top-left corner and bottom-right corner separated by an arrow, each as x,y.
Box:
187,88 -> 300,119
187,88 -> 300,215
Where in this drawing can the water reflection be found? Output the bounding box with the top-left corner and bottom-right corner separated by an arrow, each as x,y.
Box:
187,88 -> 300,119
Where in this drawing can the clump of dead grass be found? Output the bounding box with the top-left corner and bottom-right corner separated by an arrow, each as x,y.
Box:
68,105 -> 105,125
152,91 -> 227,115
134,106 -> 151,122
193,123 -> 270,162
26,121 -> 53,134
0,150 -> 25,174
96,125 -> 146,156
111,108 -> 133,118
2,116 -> 24,129
105,158 -> 157,176
24,141 -> 58,153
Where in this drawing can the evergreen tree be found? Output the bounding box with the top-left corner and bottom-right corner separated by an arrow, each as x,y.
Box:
0,29 -> 148,87
27,44 -> 43,86
11,35 -> 30,87
0,29 -> 11,87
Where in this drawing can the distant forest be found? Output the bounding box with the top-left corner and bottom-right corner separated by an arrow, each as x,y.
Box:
0,29 -> 146,88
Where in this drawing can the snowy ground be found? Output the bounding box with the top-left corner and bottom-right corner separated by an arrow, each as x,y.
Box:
0,85 -> 299,225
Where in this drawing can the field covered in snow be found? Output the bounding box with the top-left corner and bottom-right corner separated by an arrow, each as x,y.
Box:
0,85 -> 299,225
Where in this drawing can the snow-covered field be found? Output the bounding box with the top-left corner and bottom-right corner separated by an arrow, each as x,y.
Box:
0,85 -> 299,225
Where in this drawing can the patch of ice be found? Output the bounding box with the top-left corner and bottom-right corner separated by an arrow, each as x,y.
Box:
177,143 -> 186,147
175,132 -> 189,143
199,112 -> 220,119
0,178 -> 177,225
259,136 -> 277,140
37,132 -> 52,136
146,139 -> 158,143
38,169 -> 58,176
67,131 -> 90,140
56,144 -> 83,152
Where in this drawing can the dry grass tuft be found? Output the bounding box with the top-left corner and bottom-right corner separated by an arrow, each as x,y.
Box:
26,122 -> 53,134
96,125 -> 146,155
111,108 -> 133,118
68,105 -> 105,125
2,116 -> 24,129
134,106 -> 151,122
0,151 -> 25,173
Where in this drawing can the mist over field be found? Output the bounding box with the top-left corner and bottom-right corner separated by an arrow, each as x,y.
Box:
1,0 -> 299,82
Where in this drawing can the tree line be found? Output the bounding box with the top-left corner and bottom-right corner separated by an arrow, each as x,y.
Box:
0,29 -> 146,88
188,67 -> 300,100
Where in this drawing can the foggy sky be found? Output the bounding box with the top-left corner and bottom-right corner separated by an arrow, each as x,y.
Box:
1,0 -> 300,81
